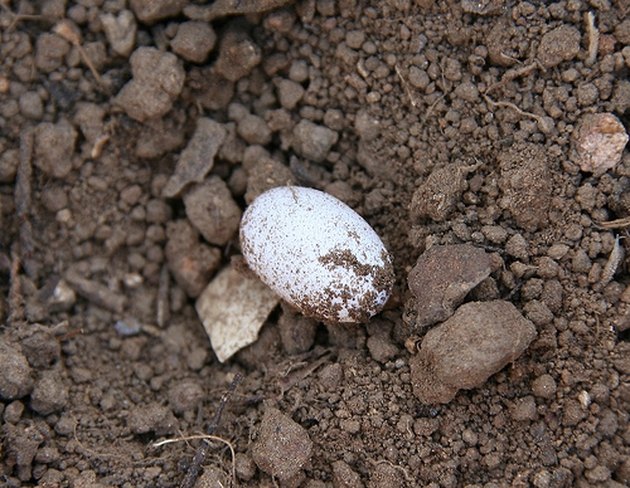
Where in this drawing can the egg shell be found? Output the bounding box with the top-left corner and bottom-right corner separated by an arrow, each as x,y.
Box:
240,186 -> 394,323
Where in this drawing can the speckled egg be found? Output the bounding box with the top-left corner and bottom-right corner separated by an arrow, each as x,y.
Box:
240,186 -> 394,323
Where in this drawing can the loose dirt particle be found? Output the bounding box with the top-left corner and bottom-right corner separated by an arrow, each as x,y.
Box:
114,47 -> 185,122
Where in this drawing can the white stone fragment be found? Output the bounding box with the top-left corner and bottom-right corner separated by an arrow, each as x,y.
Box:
572,113 -> 628,175
195,265 -> 279,363
240,186 -> 394,323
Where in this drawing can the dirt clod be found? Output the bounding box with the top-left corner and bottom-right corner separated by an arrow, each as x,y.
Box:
0,343 -> 33,400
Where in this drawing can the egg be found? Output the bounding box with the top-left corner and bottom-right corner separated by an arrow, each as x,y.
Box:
240,186 -> 394,324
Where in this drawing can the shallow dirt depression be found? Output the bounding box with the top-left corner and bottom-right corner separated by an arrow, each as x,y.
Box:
1,0 -> 629,487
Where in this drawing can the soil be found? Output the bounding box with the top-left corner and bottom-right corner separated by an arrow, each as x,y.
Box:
1,0 -> 629,487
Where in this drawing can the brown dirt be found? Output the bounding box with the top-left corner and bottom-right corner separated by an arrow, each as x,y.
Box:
1,0 -> 629,487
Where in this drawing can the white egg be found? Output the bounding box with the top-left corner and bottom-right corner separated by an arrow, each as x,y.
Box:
240,186 -> 394,323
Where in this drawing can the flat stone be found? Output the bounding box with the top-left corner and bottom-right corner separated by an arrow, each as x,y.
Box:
408,244 -> 492,330
410,300 -> 537,404
163,118 -> 227,198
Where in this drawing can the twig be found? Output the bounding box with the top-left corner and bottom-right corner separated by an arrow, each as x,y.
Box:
394,64 -> 419,108
156,265 -> 170,328
595,216 -> 630,229
8,243 -> 24,326
16,128 -> 36,278
485,61 -> 544,95
482,94 -> 553,133
0,2 -> 45,31
179,373 -> 243,488
64,270 -> 126,313
53,20 -> 106,89
584,11 -> 598,67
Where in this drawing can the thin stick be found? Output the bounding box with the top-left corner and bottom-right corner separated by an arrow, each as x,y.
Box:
179,373 -> 243,488
16,128 -> 35,278
584,11 -> 599,67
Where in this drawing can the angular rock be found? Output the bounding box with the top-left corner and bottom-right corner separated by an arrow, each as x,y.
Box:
571,113 -> 628,175
408,244 -> 492,330
252,408 -> 313,483
34,120 -> 78,179
183,176 -> 241,246
195,264 -> 279,362
291,119 -> 338,163
0,343 -> 34,400
498,142 -> 551,232
410,300 -> 537,404
165,219 -> 221,298
163,118 -> 227,198
114,47 -> 185,122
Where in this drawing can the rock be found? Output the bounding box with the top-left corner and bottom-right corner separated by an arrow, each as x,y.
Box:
165,219 -> 221,298
19,91 -> 44,120
537,25 -> 581,69
171,21 -> 216,63
498,142 -> 551,232
162,118 -> 227,198
183,176 -> 241,246
135,119 -> 186,159
214,30 -> 261,82
291,120 -> 338,163
100,10 -> 137,57
30,370 -> 69,415
130,0 -> 187,23
4,423 -> 44,481
408,244 -> 492,330
410,165 -> 467,222
366,330 -> 398,364
34,120 -> 78,179
570,113 -> 628,175
409,300 -> 537,404
114,47 -> 185,122
0,343 -> 34,400
127,402 -> 177,435
252,408 -> 313,484
195,264 -> 279,362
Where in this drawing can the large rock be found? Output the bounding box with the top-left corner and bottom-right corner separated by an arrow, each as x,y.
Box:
410,300 -> 537,404
0,343 -> 34,400
252,408 -> 312,485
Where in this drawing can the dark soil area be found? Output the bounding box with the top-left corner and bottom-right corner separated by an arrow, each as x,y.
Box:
1,0 -> 629,487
